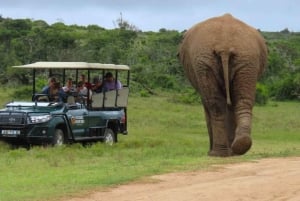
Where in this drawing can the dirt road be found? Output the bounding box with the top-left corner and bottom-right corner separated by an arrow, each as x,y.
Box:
65,157 -> 300,201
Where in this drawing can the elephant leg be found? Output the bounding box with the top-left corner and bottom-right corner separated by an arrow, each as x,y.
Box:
197,71 -> 233,157
204,106 -> 235,155
204,99 -> 233,157
203,106 -> 213,151
231,68 -> 257,155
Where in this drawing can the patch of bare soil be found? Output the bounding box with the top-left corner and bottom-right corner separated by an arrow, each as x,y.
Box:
64,157 -> 300,201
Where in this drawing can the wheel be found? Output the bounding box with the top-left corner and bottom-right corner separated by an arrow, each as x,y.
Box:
53,129 -> 64,146
103,128 -> 116,145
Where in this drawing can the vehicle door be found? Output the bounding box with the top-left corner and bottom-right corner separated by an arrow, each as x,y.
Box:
87,110 -> 107,127
66,107 -> 89,138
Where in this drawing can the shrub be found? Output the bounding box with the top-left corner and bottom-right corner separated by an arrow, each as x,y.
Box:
268,73 -> 300,100
12,86 -> 32,100
170,88 -> 201,104
255,83 -> 269,105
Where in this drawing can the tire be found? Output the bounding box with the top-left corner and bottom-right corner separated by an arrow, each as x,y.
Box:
103,128 -> 116,145
53,129 -> 64,146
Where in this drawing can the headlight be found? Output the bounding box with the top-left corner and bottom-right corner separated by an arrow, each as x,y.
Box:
29,114 -> 52,123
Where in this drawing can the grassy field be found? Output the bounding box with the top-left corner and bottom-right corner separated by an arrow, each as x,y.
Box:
0,90 -> 299,201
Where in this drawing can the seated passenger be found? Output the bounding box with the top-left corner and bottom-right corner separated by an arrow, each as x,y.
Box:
77,81 -> 87,96
42,77 -> 66,102
92,77 -> 103,93
76,81 -> 92,101
79,74 -> 87,86
62,78 -> 75,94
79,74 -> 92,89
103,72 -> 122,91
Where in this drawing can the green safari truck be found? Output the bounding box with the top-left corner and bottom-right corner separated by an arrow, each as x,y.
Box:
0,62 -> 130,147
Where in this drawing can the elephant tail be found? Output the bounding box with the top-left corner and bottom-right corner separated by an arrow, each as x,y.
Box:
218,48 -> 234,106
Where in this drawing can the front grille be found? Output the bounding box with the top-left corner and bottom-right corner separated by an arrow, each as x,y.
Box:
0,112 -> 27,125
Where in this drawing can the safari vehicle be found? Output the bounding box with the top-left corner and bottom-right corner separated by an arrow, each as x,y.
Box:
0,62 -> 129,146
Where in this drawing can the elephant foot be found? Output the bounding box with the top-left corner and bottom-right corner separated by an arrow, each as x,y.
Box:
208,144 -> 233,157
231,135 -> 252,155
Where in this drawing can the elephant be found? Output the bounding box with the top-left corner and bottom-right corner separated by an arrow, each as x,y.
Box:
178,14 -> 268,157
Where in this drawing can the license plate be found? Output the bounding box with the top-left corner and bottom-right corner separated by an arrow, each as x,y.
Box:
1,130 -> 21,135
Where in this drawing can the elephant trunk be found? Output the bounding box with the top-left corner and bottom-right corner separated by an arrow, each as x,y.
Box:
219,48 -> 235,106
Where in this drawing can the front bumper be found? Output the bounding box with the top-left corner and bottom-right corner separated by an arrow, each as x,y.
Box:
0,125 -> 52,145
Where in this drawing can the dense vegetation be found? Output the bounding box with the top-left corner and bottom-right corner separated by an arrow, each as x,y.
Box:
1,16 -> 300,102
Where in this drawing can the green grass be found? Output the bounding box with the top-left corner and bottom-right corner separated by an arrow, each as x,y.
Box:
0,91 -> 299,201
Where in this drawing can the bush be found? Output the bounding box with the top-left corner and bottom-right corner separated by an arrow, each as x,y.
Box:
255,83 -> 269,105
12,86 -> 32,100
268,73 -> 300,100
170,88 -> 201,104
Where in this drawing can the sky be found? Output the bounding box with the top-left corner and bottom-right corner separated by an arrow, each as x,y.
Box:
0,0 -> 299,32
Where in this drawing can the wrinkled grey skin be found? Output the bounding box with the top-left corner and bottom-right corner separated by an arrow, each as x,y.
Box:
178,14 -> 268,156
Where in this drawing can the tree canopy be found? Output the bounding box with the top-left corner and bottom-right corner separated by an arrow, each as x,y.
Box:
1,16 -> 300,101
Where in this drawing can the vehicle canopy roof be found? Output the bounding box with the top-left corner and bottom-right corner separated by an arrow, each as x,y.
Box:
13,62 -> 130,71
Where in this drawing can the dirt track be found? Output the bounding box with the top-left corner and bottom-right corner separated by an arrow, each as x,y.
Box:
65,157 -> 300,201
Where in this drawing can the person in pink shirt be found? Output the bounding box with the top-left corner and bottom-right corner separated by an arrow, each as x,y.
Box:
103,72 -> 122,91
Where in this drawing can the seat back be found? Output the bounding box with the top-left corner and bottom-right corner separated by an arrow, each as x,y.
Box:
91,93 -> 104,108
117,87 -> 129,107
91,87 -> 129,108
67,96 -> 75,104
104,90 -> 117,107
